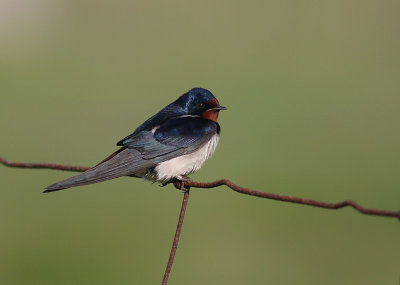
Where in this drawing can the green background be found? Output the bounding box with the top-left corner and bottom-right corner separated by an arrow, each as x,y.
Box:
1,1 -> 399,284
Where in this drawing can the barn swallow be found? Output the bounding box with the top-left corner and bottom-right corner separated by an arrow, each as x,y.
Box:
45,88 -> 226,192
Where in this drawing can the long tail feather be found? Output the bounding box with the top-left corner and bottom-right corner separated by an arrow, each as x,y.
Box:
44,148 -> 150,192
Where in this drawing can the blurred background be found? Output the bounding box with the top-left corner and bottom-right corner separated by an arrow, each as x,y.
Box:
1,0 -> 399,284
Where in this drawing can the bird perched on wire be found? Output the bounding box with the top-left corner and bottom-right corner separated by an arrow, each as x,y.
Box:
45,88 -> 226,192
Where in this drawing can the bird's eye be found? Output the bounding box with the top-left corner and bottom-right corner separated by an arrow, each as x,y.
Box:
198,102 -> 205,108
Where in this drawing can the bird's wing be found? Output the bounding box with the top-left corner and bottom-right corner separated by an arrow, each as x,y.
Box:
45,117 -> 218,192
118,116 -> 219,159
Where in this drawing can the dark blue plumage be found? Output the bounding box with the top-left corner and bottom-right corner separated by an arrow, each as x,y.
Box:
45,88 -> 226,192
118,88 -> 219,138
120,117 -> 218,159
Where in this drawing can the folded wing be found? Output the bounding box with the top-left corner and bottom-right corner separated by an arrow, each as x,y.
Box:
45,116 -> 219,192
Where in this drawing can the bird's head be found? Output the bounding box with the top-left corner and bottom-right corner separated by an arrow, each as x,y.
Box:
177,88 -> 227,122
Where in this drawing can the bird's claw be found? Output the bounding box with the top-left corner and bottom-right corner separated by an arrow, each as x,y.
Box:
173,176 -> 191,192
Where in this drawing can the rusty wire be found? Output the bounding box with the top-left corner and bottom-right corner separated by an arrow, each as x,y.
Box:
183,179 -> 400,218
0,157 -> 90,172
2,157 -> 397,218
1,156 -> 399,285
162,189 -> 190,285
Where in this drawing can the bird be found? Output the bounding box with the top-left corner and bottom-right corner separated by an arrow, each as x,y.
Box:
45,88 -> 226,192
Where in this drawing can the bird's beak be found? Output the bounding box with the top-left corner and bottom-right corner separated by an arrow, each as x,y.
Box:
210,105 -> 227,111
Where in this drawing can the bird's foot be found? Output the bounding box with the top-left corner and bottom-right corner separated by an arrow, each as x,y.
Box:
173,175 -> 191,192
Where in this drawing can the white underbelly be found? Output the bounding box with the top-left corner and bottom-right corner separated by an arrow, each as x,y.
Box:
153,134 -> 220,182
